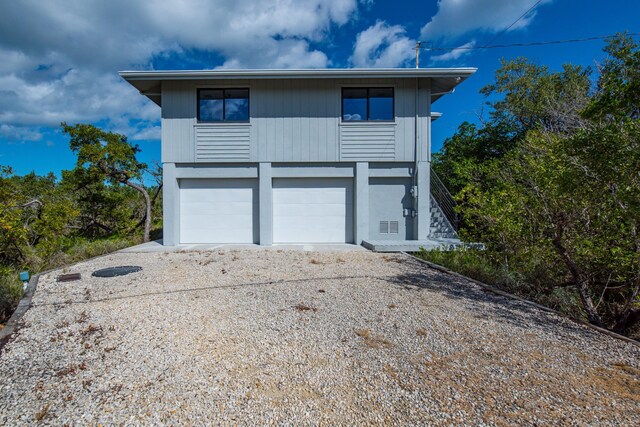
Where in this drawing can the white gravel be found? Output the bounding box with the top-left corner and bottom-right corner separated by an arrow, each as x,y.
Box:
0,249 -> 638,426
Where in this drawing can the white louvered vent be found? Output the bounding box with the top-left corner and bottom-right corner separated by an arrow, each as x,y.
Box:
195,125 -> 251,161
379,221 -> 399,234
340,124 -> 396,160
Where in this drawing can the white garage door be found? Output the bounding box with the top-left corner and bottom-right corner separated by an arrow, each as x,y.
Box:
273,178 -> 354,244
179,179 -> 258,244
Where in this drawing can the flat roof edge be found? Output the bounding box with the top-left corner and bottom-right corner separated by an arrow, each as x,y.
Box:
118,68 -> 477,81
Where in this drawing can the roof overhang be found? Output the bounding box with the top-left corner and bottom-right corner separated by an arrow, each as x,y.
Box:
119,68 -> 477,107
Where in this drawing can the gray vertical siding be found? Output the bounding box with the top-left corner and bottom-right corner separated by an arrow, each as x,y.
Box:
417,79 -> 431,163
161,77 -> 432,163
161,82 -> 195,163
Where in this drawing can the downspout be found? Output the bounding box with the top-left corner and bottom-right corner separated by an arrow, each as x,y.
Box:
412,78 -> 419,221
420,84 -> 458,206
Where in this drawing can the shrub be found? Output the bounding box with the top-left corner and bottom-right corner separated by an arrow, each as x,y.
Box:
0,268 -> 23,323
415,248 -> 584,320
38,236 -> 142,272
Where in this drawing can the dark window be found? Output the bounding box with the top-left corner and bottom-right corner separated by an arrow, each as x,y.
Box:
342,88 -> 367,121
198,89 -> 223,121
368,88 -> 394,121
342,87 -> 394,121
198,88 -> 249,122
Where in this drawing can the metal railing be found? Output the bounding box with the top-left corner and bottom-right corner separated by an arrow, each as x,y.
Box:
430,166 -> 459,231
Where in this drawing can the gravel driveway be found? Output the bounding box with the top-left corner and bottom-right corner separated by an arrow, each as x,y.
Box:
0,249 -> 638,426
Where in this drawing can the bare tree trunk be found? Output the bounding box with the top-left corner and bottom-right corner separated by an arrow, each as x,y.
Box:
14,199 -> 43,209
575,277 -> 604,327
86,220 -> 114,234
551,224 -> 604,327
151,183 -> 163,206
125,181 -> 151,243
615,224 -> 640,331
130,183 -> 162,233
12,242 -> 25,262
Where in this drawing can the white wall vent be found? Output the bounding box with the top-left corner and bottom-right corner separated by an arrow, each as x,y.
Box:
379,221 -> 399,234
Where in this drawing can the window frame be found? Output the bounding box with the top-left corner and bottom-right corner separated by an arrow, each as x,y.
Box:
197,88 -> 250,123
341,87 -> 395,123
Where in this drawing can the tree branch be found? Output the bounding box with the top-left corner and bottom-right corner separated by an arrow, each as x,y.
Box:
14,199 -> 43,209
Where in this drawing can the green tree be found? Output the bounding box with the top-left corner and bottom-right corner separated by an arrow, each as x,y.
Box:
480,58 -> 591,136
0,166 -> 26,264
464,124 -> 639,329
437,33 -> 640,334
62,123 -> 153,242
585,32 -> 640,120
434,58 -> 591,196
0,168 -> 78,265
11,172 -> 79,263
60,167 -> 139,237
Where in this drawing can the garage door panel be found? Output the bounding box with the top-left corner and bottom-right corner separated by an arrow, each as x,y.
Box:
279,215 -> 347,226
274,190 -> 351,205
180,178 -> 258,244
184,201 -> 254,216
181,190 -> 253,203
181,228 -> 252,244
272,178 -> 354,244
274,204 -> 347,217
181,213 -> 254,228
181,179 -> 251,190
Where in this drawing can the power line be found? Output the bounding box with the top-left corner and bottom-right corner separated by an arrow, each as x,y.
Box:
419,33 -> 640,52
481,0 -> 545,48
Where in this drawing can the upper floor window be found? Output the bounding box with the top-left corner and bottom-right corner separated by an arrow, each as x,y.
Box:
198,88 -> 249,122
342,87 -> 394,122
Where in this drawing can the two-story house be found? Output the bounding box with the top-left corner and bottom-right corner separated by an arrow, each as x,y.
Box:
120,68 -> 475,249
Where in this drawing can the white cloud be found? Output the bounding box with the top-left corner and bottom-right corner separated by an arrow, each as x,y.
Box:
128,126 -> 162,141
0,124 -> 43,142
0,0 -> 359,140
350,21 -> 415,68
0,70 -> 144,125
430,40 -> 476,62
421,0 -> 552,41
218,39 -> 329,70
1,0 -> 357,71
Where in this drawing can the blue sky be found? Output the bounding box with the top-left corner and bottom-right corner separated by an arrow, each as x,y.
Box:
0,0 -> 638,179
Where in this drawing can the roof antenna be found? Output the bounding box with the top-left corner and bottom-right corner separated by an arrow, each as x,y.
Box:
415,42 -> 421,68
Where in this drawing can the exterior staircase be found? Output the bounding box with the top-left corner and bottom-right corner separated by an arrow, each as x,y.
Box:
429,167 -> 459,240
430,195 -> 458,239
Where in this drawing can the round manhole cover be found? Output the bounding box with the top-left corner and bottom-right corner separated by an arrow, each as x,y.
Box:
92,266 -> 143,278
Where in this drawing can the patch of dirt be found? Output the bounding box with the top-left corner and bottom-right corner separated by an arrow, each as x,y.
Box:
354,329 -> 392,349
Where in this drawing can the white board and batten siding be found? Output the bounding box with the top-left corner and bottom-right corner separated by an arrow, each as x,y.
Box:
179,178 -> 258,244
272,178 -> 354,244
